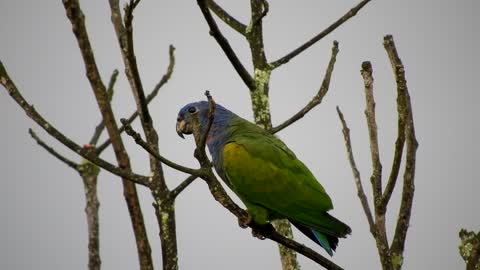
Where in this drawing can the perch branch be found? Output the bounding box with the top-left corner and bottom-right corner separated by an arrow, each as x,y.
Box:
208,0 -> 247,35
270,0 -> 371,68
197,0 -> 255,90
271,41 -> 339,134
121,119 -> 205,177
187,92 -> 343,270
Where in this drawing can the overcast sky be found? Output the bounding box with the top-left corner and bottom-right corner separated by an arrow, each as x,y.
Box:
1,0 -> 479,269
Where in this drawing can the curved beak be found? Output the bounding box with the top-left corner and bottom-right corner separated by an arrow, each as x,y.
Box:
176,120 -> 186,139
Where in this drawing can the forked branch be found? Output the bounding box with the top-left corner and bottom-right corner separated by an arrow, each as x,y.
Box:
337,35 -> 418,270
272,41 -> 339,134
197,0 -> 255,90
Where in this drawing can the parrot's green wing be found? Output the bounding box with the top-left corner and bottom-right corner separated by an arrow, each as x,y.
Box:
222,133 -> 346,237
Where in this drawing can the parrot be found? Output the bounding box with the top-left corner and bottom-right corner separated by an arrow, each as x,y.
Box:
176,101 -> 351,256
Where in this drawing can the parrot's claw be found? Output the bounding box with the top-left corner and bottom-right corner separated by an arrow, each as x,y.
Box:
238,213 -> 252,229
251,229 -> 266,240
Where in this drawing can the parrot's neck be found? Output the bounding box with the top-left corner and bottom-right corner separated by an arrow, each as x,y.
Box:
204,111 -> 238,168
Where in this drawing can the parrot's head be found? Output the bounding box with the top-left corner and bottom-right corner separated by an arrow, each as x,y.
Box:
176,101 -> 230,139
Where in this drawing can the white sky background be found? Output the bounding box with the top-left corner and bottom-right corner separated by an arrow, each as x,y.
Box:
1,0 -> 479,269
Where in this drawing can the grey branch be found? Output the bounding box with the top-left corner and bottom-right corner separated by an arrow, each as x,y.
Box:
95,45 -> 175,154
28,128 -> 80,170
336,107 -> 375,233
0,62 -> 150,186
361,61 -> 383,211
336,35 -> 418,270
121,119 -> 205,177
171,175 -> 198,199
89,69 -> 119,146
208,0 -> 247,35
197,0 -> 255,90
386,35 -> 418,261
270,0 -> 371,68
271,41 -> 339,134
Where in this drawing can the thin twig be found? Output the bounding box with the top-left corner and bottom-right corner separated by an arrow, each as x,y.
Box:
171,175 -> 198,199
95,45 -> 175,154
199,90 -> 216,149
271,41 -> 339,134
29,128 -> 80,171
336,107 -> 375,233
197,0 -> 255,90
0,61 -> 149,186
270,0 -> 371,68
121,119 -> 204,177
89,69 -> 119,146
208,0 -> 246,35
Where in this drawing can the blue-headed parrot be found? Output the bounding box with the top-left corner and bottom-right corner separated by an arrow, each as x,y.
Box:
176,101 -> 351,256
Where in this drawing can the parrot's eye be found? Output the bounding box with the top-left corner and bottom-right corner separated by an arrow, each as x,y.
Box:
188,106 -> 197,114
176,116 -> 182,122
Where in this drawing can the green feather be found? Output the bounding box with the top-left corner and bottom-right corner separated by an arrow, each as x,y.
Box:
221,118 -> 351,240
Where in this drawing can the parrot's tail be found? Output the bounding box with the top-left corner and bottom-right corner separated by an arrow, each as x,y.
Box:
290,213 -> 351,256
291,221 -> 337,256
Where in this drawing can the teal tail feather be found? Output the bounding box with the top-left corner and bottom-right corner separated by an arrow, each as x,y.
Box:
291,219 -> 347,256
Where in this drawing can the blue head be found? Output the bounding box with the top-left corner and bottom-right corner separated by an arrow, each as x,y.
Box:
176,101 -> 235,139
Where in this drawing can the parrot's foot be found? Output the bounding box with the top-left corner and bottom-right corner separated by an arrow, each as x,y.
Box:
251,224 -> 274,240
251,229 -> 266,240
238,213 -> 252,229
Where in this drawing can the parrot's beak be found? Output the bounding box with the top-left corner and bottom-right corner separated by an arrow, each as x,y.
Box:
176,119 -> 192,139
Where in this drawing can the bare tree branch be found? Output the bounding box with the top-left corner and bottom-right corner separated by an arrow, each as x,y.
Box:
361,61 -> 383,211
199,90 -> 216,149
336,107 -> 375,233
28,128 -> 80,171
385,35 -> 418,261
95,45 -> 175,154
121,119 -> 205,177
208,0 -> 247,35
62,1 -> 153,269
270,0 -> 371,68
0,63 -> 150,186
197,0 -> 255,90
271,41 -> 339,134
78,161 -> 102,270
171,175 -> 198,199
89,69 -> 119,146
361,61 -> 392,270
111,2 -> 181,268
